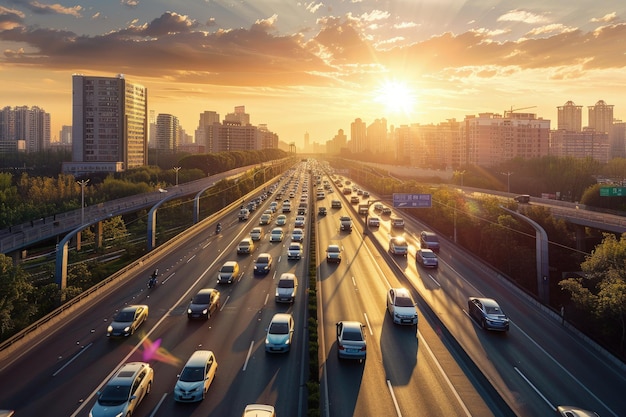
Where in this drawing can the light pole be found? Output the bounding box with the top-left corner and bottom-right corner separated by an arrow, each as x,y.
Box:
77,179 -> 89,224
173,166 -> 181,186
455,170 -> 466,186
501,171 -> 513,193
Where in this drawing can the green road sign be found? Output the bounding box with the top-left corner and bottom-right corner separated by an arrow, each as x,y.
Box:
600,187 -> 626,196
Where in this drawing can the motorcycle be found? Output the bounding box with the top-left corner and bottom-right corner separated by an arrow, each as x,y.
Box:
148,269 -> 159,289
216,223 -> 222,234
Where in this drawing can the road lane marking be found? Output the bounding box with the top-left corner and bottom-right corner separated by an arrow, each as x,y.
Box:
187,254 -> 196,263
52,342 -> 92,377
243,341 -> 255,371
363,313 -> 373,335
148,393 -> 168,417
386,379 -> 402,417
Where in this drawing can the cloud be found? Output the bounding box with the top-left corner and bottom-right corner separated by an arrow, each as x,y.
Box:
0,6 -> 25,30
591,12 -> 617,23
17,1 -> 83,17
306,2 -> 323,14
497,9 -> 549,24
526,24 -> 576,37
121,0 -> 139,8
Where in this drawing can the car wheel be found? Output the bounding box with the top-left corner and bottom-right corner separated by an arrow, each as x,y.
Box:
481,319 -> 487,329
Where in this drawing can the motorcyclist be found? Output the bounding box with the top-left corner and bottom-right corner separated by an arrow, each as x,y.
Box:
216,222 -> 222,233
148,269 -> 158,288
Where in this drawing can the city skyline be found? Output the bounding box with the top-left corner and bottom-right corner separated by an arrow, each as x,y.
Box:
1,1 -> 626,147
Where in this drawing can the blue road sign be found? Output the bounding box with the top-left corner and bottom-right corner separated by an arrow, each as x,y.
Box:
392,193 -> 432,208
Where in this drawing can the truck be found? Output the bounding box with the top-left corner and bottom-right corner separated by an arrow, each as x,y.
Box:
358,204 -> 369,215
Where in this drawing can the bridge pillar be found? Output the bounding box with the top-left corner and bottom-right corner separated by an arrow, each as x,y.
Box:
574,224 -> 586,252
94,221 -> 103,249
76,230 -> 82,251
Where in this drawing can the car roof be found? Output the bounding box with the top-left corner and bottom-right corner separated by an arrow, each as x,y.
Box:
109,362 -> 148,384
223,260 -> 238,267
279,273 -> 296,281
184,350 -> 214,367
120,304 -> 145,313
271,313 -> 293,323
391,236 -> 406,243
392,287 -> 411,297
271,227 -> 283,232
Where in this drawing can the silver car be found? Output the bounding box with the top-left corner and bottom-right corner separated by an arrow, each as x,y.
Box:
107,305 -> 148,338
275,273 -> 298,303
287,242 -> 303,260
336,321 -> 366,361
265,313 -> 295,353
416,248 -> 438,268
89,362 -> 153,417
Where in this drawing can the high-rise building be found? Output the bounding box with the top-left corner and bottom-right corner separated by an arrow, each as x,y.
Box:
224,106 -> 250,125
60,125 -> 72,145
350,118 -> 366,153
65,74 -> 148,176
366,118 -> 388,154
195,111 -> 220,152
0,105 -> 50,153
588,100 -> 614,134
463,112 -> 550,166
155,113 -> 180,153
557,101 -> 582,132
549,129 -> 609,163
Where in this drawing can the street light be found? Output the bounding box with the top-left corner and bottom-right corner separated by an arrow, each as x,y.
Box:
173,166 -> 181,186
455,170 -> 466,186
501,171 -> 513,193
77,179 -> 89,224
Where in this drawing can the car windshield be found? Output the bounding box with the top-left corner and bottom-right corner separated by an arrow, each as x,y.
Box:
115,311 -> 135,322
486,306 -> 502,315
179,366 -> 204,382
425,235 -> 439,243
278,280 -> 294,288
257,257 -> 269,263
342,328 -> 363,341
221,265 -> 234,273
239,242 -> 250,247
98,384 -> 131,406
395,296 -> 414,307
192,293 -> 211,304
422,251 -> 436,258
272,230 -> 281,235
328,246 -> 339,253
269,322 -> 290,334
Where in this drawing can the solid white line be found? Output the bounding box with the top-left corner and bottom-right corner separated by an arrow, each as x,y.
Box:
162,272 -> 175,284
514,366 -> 556,410
351,276 -> 357,287
386,379 -> 403,417
363,313 -> 373,335
418,329 -> 473,417
264,293 -> 269,306
148,393 -> 168,417
220,295 -> 230,311
52,342 -> 92,377
428,273 -> 441,287
187,254 -> 196,263
242,341 -> 255,371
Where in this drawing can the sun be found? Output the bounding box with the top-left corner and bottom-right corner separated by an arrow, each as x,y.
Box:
374,80 -> 417,115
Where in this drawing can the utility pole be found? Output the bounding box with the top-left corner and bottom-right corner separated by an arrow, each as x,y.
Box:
501,171 -> 513,193
77,179 -> 89,224
173,166 -> 181,186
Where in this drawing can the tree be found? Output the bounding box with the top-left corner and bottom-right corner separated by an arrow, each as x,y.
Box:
0,254 -> 37,338
560,233 -> 626,354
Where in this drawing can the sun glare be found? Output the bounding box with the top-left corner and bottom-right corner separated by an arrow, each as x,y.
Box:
374,80 -> 417,115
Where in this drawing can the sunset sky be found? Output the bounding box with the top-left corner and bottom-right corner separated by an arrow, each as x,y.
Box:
1,0 -> 626,148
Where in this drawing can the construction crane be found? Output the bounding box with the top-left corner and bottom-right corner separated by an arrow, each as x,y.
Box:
505,105 -> 537,117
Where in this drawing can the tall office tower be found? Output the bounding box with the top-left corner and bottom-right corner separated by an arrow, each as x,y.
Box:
463,112 -> 550,167
155,113 -> 180,153
67,74 -> 147,175
257,124 -> 279,149
224,106 -> 250,125
0,105 -> 50,153
60,125 -> 72,145
350,118 -> 367,153
195,111 -> 220,152
557,101 -> 582,131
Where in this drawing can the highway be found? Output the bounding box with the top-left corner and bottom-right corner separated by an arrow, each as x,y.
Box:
1,160 -> 624,417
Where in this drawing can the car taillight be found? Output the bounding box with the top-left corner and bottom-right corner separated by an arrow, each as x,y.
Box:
360,345 -> 366,351
338,344 -> 345,350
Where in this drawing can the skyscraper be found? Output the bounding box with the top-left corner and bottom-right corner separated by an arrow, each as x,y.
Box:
350,118 -> 366,153
0,105 -> 50,153
588,100 -> 614,134
65,74 -> 147,176
557,101 -> 582,131
155,113 -> 180,153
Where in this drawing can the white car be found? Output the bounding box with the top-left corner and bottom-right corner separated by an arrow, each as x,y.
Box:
275,273 -> 298,303
368,217 -> 380,227
389,236 -> 408,256
250,227 -> 263,241
291,229 -> 304,242
287,242 -> 303,260
294,215 -> 306,228
174,350 -> 218,402
386,287 -> 418,325
269,227 -> 284,242
416,248 -> 438,268
275,214 -> 287,226
90,362 -> 153,417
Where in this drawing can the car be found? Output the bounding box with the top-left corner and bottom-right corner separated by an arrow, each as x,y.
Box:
291,228 -> 304,242
238,208 -> 250,221
254,253 -> 273,274
374,203 -> 383,211
514,194 -> 531,203
187,288 -> 220,319
237,238 -> 255,255
287,242 -> 303,260
242,404 -> 276,417
259,213 -> 272,225
363,191 -> 370,198
89,362 -> 153,417
318,206 -> 327,215
294,215 -> 306,228
282,202 -> 292,213
556,406 -> 600,417
391,217 -> 405,229
250,227 -> 263,241
217,260 -> 240,284
269,227 -> 284,242
107,305 -> 148,338
275,273 -> 298,303
275,214 -> 287,226
173,350 -> 218,402
336,321 -> 367,361
416,248 -> 438,268
269,202 -> 278,212
368,216 -> 380,227
331,199 -> 342,208
468,297 -> 510,331
326,244 -> 342,263
265,313 -> 295,353
339,216 -> 352,232
420,231 -> 440,252
389,236 -> 408,256
350,195 -> 360,204
386,288 -> 418,325
381,206 -> 392,215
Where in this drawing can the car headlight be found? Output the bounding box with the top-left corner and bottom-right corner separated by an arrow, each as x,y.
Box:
187,308 -> 192,314
124,326 -> 131,332
107,325 -> 113,333
202,309 -> 208,315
